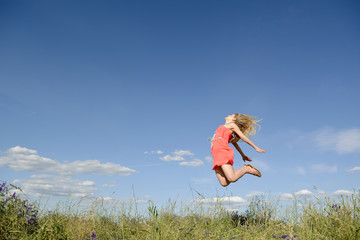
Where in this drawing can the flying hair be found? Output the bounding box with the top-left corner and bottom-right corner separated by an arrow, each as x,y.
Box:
230,113 -> 261,143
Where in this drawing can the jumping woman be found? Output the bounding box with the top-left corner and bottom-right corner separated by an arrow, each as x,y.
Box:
209,114 -> 266,187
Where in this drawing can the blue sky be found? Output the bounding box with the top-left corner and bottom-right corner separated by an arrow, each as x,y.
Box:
1,0 -> 359,210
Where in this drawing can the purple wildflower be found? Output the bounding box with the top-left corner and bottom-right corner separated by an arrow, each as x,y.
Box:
0,181 -> 6,192
281,235 -> 290,239
27,217 -> 37,225
205,231 -> 210,235
91,232 -> 97,240
332,204 -> 339,212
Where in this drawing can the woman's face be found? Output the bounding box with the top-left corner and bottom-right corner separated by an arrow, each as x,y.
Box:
225,114 -> 235,123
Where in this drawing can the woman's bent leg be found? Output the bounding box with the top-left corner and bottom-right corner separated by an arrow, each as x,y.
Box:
215,167 -> 230,187
221,164 -> 248,183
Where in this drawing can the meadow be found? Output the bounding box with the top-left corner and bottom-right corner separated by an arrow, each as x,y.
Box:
1,181 -> 359,240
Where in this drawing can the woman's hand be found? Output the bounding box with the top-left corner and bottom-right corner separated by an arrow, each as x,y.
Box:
255,147 -> 266,153
242,155 -> 253,162
230,134 -> 240,143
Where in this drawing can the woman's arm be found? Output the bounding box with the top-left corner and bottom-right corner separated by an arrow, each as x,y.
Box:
229,123 -> 266,153
232,142 -> 253,162
232,141 -> 245,157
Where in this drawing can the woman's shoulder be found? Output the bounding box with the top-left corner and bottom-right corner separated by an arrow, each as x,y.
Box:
223,123 -> 235,132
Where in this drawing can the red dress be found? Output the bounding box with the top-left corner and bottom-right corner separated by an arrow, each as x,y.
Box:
210,125 -> 234,170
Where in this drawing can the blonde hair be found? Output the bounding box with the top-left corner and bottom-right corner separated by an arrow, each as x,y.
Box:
230,113 -> 261,143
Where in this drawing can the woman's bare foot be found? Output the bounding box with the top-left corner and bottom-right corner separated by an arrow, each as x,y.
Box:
244,164 -> 261,177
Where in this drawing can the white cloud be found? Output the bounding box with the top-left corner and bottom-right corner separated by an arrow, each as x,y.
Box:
64,160 -> 136,176
220,196 -> 247,204
311,164 -> 337,173
26,174 -> 53,179
280,189 -> 328,201
158,149 -> 205,167
14,175 -> 97,198
179,159 -> 203,167
279,189 -> 313,201
160,155 -> 185,161
315,128 -> 360,154
80,180 -> 95,186
197,196 -> 247,206
333,190 -> 353,196
102,184 -> 116,188
8,146 -> 37,155
144,150 -> 163,155
349,166 -> 360,172
173,150 -> 194,156
0,146 -> 58,172
294,189 -> 313,198
279,193 -> 294,201
159,150 -> 195,162
0,146 -> 136,176
135,199 -> 150,204
100,197 -> 113,201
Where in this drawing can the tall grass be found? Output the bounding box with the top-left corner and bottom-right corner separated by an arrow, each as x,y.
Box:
1,181 -> 359,239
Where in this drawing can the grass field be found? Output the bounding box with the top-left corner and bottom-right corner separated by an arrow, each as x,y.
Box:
1,182 -> 359,240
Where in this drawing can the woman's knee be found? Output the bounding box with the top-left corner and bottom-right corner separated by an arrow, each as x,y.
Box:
226,175 -> 237,183
223,171 -> 236,182
217,177 -> 230,187
220,181 -> 230,187
221,164 -> 236,182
